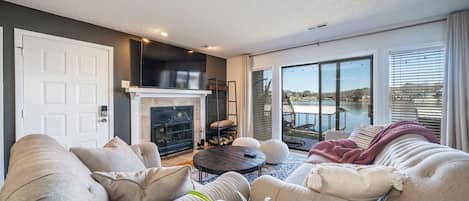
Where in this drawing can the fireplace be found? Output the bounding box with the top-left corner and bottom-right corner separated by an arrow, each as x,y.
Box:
151,106 -> 194,156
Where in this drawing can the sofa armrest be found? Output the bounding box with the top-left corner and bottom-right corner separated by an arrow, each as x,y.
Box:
251,175 -> 345,201
324,130 -> 350,140
130,143 -> 162,168
176,172 -> 250,201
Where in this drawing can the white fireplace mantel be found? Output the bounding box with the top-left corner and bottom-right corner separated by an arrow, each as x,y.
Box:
126,87 -> 212,145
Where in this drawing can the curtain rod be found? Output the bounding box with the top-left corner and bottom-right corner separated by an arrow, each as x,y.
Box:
250,17 -> 447,57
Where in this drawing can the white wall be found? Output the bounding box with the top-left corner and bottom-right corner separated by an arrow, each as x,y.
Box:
227,56 -> 242,128
248,21 -> 446,139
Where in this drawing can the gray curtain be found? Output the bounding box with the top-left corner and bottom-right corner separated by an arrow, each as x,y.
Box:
442,10 -> 469,152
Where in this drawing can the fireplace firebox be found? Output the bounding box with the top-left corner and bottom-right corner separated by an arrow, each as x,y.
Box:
151,106 -> 194,156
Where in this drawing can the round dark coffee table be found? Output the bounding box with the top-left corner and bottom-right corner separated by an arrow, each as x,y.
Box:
193,146 -> 266,182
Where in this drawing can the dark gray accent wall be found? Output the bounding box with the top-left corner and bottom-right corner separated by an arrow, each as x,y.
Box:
0,1 -> 227,172
0,2 -> 137,170
206,55 -> 227,81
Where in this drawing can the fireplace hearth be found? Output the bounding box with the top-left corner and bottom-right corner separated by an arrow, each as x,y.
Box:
151,106 -> 194,156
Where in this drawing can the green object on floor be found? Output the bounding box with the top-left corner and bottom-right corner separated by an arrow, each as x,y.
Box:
187,190 -> 212,201
187,190 -> 269,201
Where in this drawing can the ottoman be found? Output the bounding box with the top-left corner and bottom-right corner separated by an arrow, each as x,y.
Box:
260,139 -> 289,164
232,137 -> 261,148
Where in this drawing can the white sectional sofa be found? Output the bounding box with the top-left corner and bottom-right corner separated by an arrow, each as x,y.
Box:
250,132 -> 469,201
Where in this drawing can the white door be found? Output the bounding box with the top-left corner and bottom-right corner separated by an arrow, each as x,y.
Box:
15,29 -> 113,148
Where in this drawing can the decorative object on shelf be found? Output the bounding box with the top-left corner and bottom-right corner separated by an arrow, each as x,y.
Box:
208,135 -> 235,146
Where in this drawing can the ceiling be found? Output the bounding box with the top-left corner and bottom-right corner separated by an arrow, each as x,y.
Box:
7,0 -> 469,58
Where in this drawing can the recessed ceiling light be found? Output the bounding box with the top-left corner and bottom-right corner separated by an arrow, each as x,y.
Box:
142,38 -> 150,43
160,32 -> 168,37
201,45 -> 218,50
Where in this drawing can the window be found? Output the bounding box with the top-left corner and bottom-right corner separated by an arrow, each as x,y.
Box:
390,47 -> 445,138
281,56 -> 373,151
252,69 -> 272,140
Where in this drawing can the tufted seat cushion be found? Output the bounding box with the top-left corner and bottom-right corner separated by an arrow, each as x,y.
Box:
0,134 -> 108,201
374,134 -> 469,201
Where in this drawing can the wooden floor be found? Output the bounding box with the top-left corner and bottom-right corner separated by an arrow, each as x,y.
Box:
161,147 -> 307,167
161,150 -> 197,167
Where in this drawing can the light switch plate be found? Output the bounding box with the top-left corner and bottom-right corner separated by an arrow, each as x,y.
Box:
121,80 -> 130,88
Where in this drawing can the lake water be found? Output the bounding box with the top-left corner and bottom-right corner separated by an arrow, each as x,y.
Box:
287,100 -> 371,133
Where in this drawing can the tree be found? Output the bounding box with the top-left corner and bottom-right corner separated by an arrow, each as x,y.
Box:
303,90 -> 312,97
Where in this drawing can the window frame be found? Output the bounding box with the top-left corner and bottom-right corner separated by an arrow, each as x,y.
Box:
388,44 -> 445,137
280,55 -> 374,151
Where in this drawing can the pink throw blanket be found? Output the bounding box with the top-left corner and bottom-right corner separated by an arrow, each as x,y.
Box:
308,120 -> 439,164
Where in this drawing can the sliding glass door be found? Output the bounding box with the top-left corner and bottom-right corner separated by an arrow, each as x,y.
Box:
338,58 -> 373,132
282,56 -> 373,151
282,64 -> 319,149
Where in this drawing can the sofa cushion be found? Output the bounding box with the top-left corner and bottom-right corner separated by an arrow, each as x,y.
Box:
305,163 -> 406,201
71,137 -> 146,172
373,134 -> 469,201
252,175 -> 346,201
285,163 -> 315,185
92,166 -> 194,201
131,142 -> 162,168
0,134 -> 108,201
175,172 -> 250,201
304,154 -> 333,164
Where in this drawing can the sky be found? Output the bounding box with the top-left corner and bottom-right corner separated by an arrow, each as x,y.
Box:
281,59 -> 371,93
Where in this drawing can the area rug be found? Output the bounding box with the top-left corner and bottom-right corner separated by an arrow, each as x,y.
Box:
191,152 -> 306,184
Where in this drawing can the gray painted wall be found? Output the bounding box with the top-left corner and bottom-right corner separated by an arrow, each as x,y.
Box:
206,55 -> 227,81
0,1 -> 226,172
0,1 -> 137,170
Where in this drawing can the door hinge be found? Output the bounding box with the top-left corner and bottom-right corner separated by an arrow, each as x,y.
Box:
21,109 -> 24,119
17,46 -> 24,56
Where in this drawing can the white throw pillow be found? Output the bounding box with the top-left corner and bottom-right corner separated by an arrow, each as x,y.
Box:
348,125 -> 384,149
70,137 -> 146,172
305,163 -> 407,201
92,166 -> 195,201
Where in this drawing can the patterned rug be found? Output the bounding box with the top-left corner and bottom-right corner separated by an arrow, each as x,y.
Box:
191,152 -> 306,184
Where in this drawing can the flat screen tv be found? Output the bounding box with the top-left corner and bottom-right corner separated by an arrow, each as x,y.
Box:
140,40 -> 207,90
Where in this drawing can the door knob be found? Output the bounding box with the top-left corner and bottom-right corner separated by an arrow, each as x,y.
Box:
98,118 -> 108,123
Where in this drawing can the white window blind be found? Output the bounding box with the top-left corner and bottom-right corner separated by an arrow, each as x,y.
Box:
252,69 -> 272,140
390,47 -> 445,138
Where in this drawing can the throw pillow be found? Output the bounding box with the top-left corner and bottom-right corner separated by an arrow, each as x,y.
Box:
92,166 -> 195,201
348,125 -> 384,149
305,163 -> 407,201
70,137 -> 146,172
